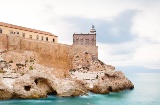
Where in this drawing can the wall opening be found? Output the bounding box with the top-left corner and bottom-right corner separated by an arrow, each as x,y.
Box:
24,85 -> 31,91
9,30 -> 13,34
0,28 -> 2,33
34,79 -> 38,85
53,38 -> 55,42
29,35 -> 32,39
36,35 -> 39,39
109,86 -> 112,92
46,37 -> 48,41
22,33 -> 25,37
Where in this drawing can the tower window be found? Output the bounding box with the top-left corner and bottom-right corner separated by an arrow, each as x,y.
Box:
46,37 -> 48,41
29,35 -> 32,39
0,28 -> 2,33
36,35 -> 39,39
9,30 -> 13,34
53,38 -> 55,42
22,33 -> 25,37
41,36 -> 43,40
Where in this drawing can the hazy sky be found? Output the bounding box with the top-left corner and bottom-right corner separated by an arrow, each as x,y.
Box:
0,0 -> 160,69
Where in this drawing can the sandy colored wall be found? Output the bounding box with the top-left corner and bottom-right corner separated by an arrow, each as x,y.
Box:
8,35 -> 20,51
0,26 -> 58,43
0,34 -> 8,51
20,38 -> 72,70
70,45 -> 98,57
1,35 -> 98,71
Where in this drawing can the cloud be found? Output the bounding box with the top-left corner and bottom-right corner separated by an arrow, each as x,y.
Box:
0,0 -> 160,69
61,10 -> 138,44
96,10 -> 137,44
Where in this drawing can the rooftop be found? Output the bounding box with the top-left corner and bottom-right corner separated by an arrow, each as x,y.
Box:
0,22 -> 57,37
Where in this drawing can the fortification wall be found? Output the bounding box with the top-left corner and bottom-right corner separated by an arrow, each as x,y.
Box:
0,34 -> 8,51
1,35 -> 98,71
8,35 -> 20,51
20,38 -> 72,70
70,45 -> 98,57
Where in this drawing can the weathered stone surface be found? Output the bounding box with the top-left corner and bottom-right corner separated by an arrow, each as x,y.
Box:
0,36 -> 134,99
13,71 -> 53,98
69,52 -> 134,94
55,79 -> 87,97
0,76 -> 13,100
13,69 -> 87,98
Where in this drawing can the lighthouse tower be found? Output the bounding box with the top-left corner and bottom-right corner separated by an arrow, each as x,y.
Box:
73,25 -> 96,46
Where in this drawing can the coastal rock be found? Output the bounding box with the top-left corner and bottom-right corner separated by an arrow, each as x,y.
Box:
91,71 -> 134,93
0,76 -> 13,100
13,70 -> 56,98
55,79 -> 87,97
13,69 -> 88,98
69,64 -> 134,94
0,47 -> 134,99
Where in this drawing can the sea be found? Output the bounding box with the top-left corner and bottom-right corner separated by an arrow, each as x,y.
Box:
0,73 -> 160,105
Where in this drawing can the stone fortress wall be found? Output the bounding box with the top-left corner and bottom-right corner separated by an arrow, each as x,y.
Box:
0,35 -> 8,51
0,34 -> 98,70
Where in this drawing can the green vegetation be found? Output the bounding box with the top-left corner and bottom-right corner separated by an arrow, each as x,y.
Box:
30,59 -> 34,62
21,73 -> 25,76
69,69 -> 76,72
29,66 -> 33,70
25,60 -> 28,63
9,60 -> 13,63
16,63 -> 25,68
0,69 -> 7,73
0,60 -> 6,63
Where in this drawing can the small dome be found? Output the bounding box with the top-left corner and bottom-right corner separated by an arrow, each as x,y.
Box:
90,24 -> 96,33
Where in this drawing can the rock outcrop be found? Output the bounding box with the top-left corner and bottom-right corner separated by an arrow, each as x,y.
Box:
13,69 -> 88,98
0,48 -> 134,100
69,52 -> 134,94
0,76 -> 13,100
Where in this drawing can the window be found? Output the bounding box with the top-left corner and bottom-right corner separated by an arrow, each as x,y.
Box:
17,32 -> 19,34
29,35 -> 32,39
0,28 -> 2,33
9,30 -> 13,34
46,37 -> 48,41
36,35 -> 39,39
22,33 -> 25,37
41,36 -> 43,40
53,38 -> 55,42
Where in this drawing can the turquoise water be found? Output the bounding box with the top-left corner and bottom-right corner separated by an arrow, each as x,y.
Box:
0,73 -> 160,105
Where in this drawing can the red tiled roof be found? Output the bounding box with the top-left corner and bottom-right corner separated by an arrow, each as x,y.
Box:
0,22 -> 57,37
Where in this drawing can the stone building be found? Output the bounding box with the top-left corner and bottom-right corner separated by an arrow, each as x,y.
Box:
73,25 -> 96,46
0,22 -> 58,43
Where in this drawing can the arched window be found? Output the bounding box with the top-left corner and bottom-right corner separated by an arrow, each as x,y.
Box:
53,38 -> 55,42
0,28 -> 2,33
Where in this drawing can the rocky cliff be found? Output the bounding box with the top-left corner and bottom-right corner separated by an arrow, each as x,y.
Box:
0,35 -> 134,100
